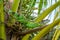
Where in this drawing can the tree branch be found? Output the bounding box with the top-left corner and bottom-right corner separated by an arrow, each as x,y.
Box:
18,25 -> 48,36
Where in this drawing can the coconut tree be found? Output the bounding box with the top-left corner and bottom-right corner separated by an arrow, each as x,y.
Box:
0,0 -> 60,40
